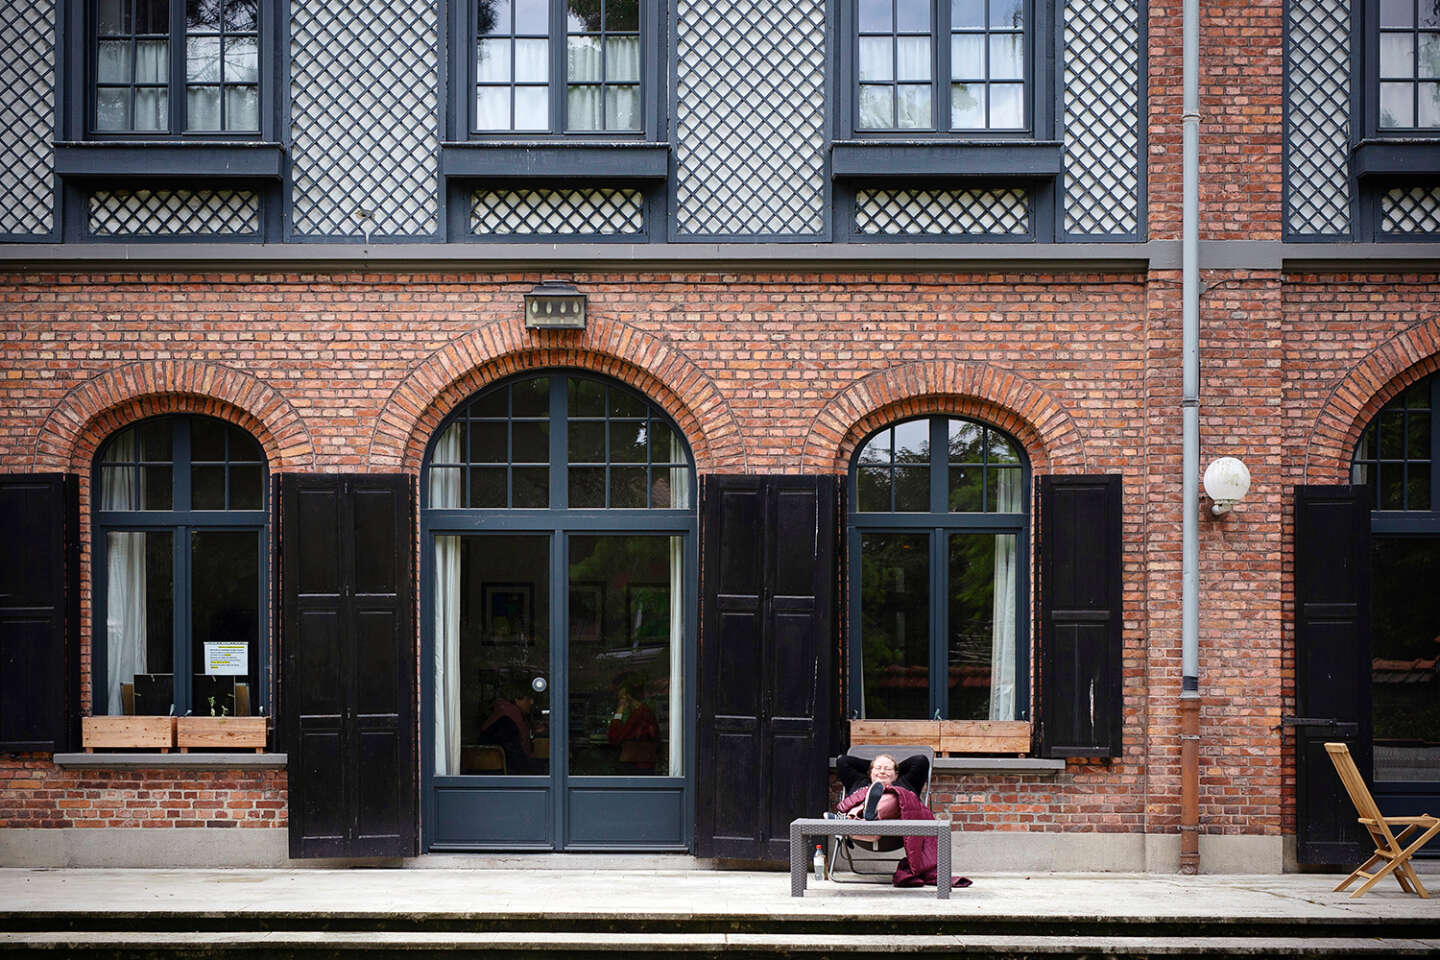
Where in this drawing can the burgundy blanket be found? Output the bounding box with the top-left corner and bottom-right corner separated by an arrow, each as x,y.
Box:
836,785 -> 970,889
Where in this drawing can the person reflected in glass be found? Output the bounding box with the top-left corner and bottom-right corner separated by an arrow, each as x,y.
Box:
608,673 -> 660,769
479,687 -> 545,774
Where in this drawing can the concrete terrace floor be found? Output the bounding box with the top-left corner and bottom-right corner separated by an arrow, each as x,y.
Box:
2,862 -> 1439,923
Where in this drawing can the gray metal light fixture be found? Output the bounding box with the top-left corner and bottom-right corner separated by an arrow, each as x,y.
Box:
524,282 -> 586,330
1202,456 -> 1251,516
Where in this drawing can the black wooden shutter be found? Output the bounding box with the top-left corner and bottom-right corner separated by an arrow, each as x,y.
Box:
1293,484 -> 1372,865
0,474 -> 79,753
1036,474 -> 1124,758
696,475 -> 836,861
281,474 -> 416,859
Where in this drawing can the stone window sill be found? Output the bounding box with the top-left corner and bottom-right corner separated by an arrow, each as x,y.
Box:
53,752 -> 287,770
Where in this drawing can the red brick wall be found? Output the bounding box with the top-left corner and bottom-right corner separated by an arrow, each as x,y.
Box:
0,266 -> 1434,843
0,755 -> 286,829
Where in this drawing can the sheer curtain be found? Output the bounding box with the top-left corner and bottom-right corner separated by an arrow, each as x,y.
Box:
103,432 -> 147,715
432,424 -> 462,775
668,535 -> 684,775
989,472 -> 1020,721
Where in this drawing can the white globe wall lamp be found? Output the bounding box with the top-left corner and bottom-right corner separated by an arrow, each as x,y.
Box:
1202,456 -> 1251,517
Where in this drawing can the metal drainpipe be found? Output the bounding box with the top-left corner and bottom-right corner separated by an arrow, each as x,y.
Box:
1179,0 -> 1202,875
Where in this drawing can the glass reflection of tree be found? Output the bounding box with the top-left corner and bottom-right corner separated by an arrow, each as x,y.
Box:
947,533 -> 995,721
1372,538 -> 1440,752
859,533 -> 928,719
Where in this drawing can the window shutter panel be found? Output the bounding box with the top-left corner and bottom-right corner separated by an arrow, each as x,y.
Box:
281,474 -> 416,859
696,475 -> 837,861
1036,474 -> 1123,758
1292,484 -> 1372,865
0,474 -> 79,753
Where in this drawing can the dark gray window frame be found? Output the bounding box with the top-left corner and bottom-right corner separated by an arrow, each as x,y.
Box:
1345,0 -> 1440,241
55,2 -> 287,243
447,0 -> 666,142
835,0 -> 1055,141
63,0 -> 283,143
90,414 -> 271,719
418,370 -> 698,852
845,414 -> 1031,721
832,0 -> 1060,242
442,1 -> 670,241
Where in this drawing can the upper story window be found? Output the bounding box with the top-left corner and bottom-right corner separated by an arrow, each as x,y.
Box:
90,0 -> 265,136
852,0 -> 1029,134
1376,0 -> 1440,130
468,0 -> 651,135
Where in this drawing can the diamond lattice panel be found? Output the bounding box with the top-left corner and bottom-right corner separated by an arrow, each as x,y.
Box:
673,0 -> 826,238
1286,0 -> 1351,237
0,1 -> 55,238
89,190 -> 261,237
855,189 -> 1030,235
1062,0 -> 1142,237
1381,186 -> 1440,234
471,189 -> 645,235
289,0 -> 439,238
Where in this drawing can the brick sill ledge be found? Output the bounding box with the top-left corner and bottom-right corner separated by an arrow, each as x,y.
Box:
53,752 -> 287,770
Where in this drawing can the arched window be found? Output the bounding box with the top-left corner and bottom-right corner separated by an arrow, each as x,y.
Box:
421,371 -> 696,851
848,415 -> 1028,721
93,415 -> 268,718
1350,372 -> 1439,788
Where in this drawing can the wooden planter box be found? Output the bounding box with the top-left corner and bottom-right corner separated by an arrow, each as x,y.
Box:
81,716 -> 175,752
850,719 -> 1032,756
175,716 -> 268,753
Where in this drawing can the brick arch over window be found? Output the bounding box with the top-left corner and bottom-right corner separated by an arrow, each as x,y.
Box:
371,317 -> 747,473
35,360 -> 314,473
1306,321 -> 1440,481
801,361 -> 1086,473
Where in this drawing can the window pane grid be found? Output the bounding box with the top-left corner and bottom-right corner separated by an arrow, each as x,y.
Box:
566,0 -> 642,132
184,0 -> 260,132
950,0 -> 1026,130
1352,374 -> 1435,510
1378,0 -> 1440,129
94,0 -> 171,133
567,379 -> 685,509
430,374 -> 690,511
476,0 -> 551,132
858,0 -> 934,130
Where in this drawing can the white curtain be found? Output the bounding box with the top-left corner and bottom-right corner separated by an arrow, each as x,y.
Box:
668,535 -> 684,775
669,432 -> 689,510
432,424 -> 462,775
103,430 -> 147,716
988,471 -> 1021,721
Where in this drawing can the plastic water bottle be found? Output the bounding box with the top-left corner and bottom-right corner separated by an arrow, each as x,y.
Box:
812,844 -> 825,882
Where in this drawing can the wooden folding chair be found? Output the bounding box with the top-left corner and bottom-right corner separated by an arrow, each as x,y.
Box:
1325,742 -> 1440,898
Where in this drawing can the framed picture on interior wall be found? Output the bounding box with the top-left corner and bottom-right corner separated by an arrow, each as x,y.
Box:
569,581 -> 605,645
625,583 -> 669,648
482,582 -> 533,645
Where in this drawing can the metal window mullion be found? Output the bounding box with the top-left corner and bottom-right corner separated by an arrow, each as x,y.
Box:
930,526 -> 945,720
939,0 -> 952,131
1432,376 -> 1440,511
174,418 -> 192,512
552,374 -> 569,509
553,0 -> 566,132
169,0 -> 184,133
930,417 -> 947,513
174,523 -> 191,716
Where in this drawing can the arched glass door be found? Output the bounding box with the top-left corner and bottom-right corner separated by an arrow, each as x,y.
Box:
421,373 -> 696,850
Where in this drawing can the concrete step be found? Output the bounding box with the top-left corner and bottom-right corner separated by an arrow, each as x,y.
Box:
1,931 -> 1439,959
5,911 -> 1440,941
